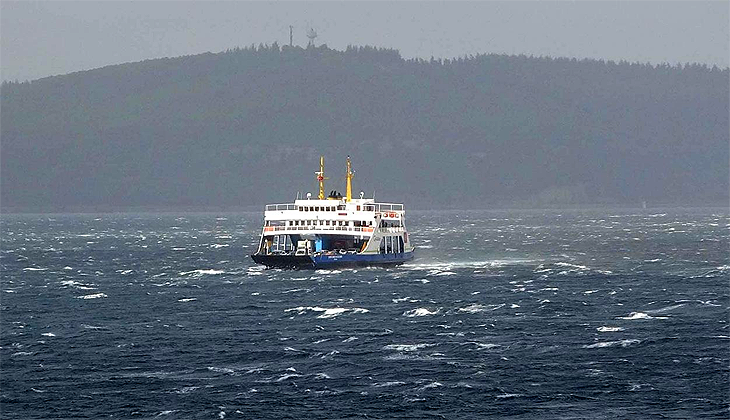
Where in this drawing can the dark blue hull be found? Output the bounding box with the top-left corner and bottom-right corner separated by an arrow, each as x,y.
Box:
251,251 -> 414,269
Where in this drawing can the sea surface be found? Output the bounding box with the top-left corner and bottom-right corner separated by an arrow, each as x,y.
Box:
1,209 -> 728,419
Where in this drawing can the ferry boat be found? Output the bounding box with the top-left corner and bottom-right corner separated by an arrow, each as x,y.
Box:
251,156 -> 415,269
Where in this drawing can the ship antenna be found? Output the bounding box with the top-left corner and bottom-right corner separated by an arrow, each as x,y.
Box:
345,155 -> 354,202
315,156 -> 328,199
306,28 -> 317,47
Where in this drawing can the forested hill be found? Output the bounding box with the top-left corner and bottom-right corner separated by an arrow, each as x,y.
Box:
1,44 -> 728,211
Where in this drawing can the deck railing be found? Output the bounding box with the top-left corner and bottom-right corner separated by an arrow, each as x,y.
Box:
265,203 -> 404,212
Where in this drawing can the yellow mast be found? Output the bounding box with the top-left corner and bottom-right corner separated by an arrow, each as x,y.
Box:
315,156 -> 328,199
345,155 -> 353,202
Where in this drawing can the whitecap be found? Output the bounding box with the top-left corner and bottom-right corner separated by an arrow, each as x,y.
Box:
284,306 -> 369,319
458,303 -> 504,314
555,262 -> 589,270
41,332 -> 56,337
22,267 -> 47,271
373,381 -> 406,387
495,393 -> 523,399
210,244 -> 229,248
342,336 -> 358,343
619,312 -> 668,320
597,326 -> 624,332
77,293 -> 107,299
276,373 -> 301,382
178,298 -> 197,302
419,381 -> 443,390
383,343 -> 435,352
208,366 -> 235,374
403,308 -> 440,317
583,339 -> 640,348
178,269 -> 224,276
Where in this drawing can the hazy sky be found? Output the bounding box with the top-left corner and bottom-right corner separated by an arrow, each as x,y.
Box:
1,1 -> 728,81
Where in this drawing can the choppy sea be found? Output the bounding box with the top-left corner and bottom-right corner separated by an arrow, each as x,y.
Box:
1,209 -> 728,419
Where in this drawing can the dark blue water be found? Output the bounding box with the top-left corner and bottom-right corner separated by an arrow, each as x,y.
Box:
2,209 -> 728,419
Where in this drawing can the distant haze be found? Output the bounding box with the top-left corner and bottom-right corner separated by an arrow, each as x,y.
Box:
1,1 -> 728,82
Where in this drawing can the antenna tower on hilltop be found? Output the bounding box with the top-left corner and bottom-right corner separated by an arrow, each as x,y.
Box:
306,28 -> 318,47
289,25 -> 293,46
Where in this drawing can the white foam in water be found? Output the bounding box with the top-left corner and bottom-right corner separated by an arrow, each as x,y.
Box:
373,381 -> 406,387
403,307 -> 440,317
207,366 -> 235,374
178,298 -> 197,302
276,373 -> 301,382
496,393 -> 523,399
597,326 -> 624,332
41,332 -> 56,337
419,381 -> 443,390
458,303 -> 504,313
383,343 -> 435,352
404,259 -> 534,271
23,267 -> 47,271
584,339 -> 641,348
77,293 -> 108,299
178,269 -> 224,276
285,306 -> 369,319
473,343 -> 500,350
619,312 -> 668,320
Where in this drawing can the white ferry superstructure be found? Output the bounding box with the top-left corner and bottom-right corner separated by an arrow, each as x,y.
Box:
251,156 -> 415,268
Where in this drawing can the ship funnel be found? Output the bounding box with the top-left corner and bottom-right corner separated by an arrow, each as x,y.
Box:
345,156 -> 353,202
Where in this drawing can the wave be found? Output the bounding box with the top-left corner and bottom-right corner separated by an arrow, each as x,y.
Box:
285,306 -> 369,319
405,259 -> 535,271
458,303 -> 504,314
383,343 -> 435,352
77,292 -> 108,299
583,339 -> 641,348
178,269 -> 224,276
372,381 -> 406,387
597,326 -> 624,332
619,312 -> 668,320
403,307 -> 440,317
207,366 -> 235,374
178,298 -> 197,302
418,381 -> 443,390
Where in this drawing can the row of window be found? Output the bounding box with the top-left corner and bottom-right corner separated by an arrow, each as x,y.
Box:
298,205 -> 377,212
300,205 -> 345,212
265,220 -> 375,227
